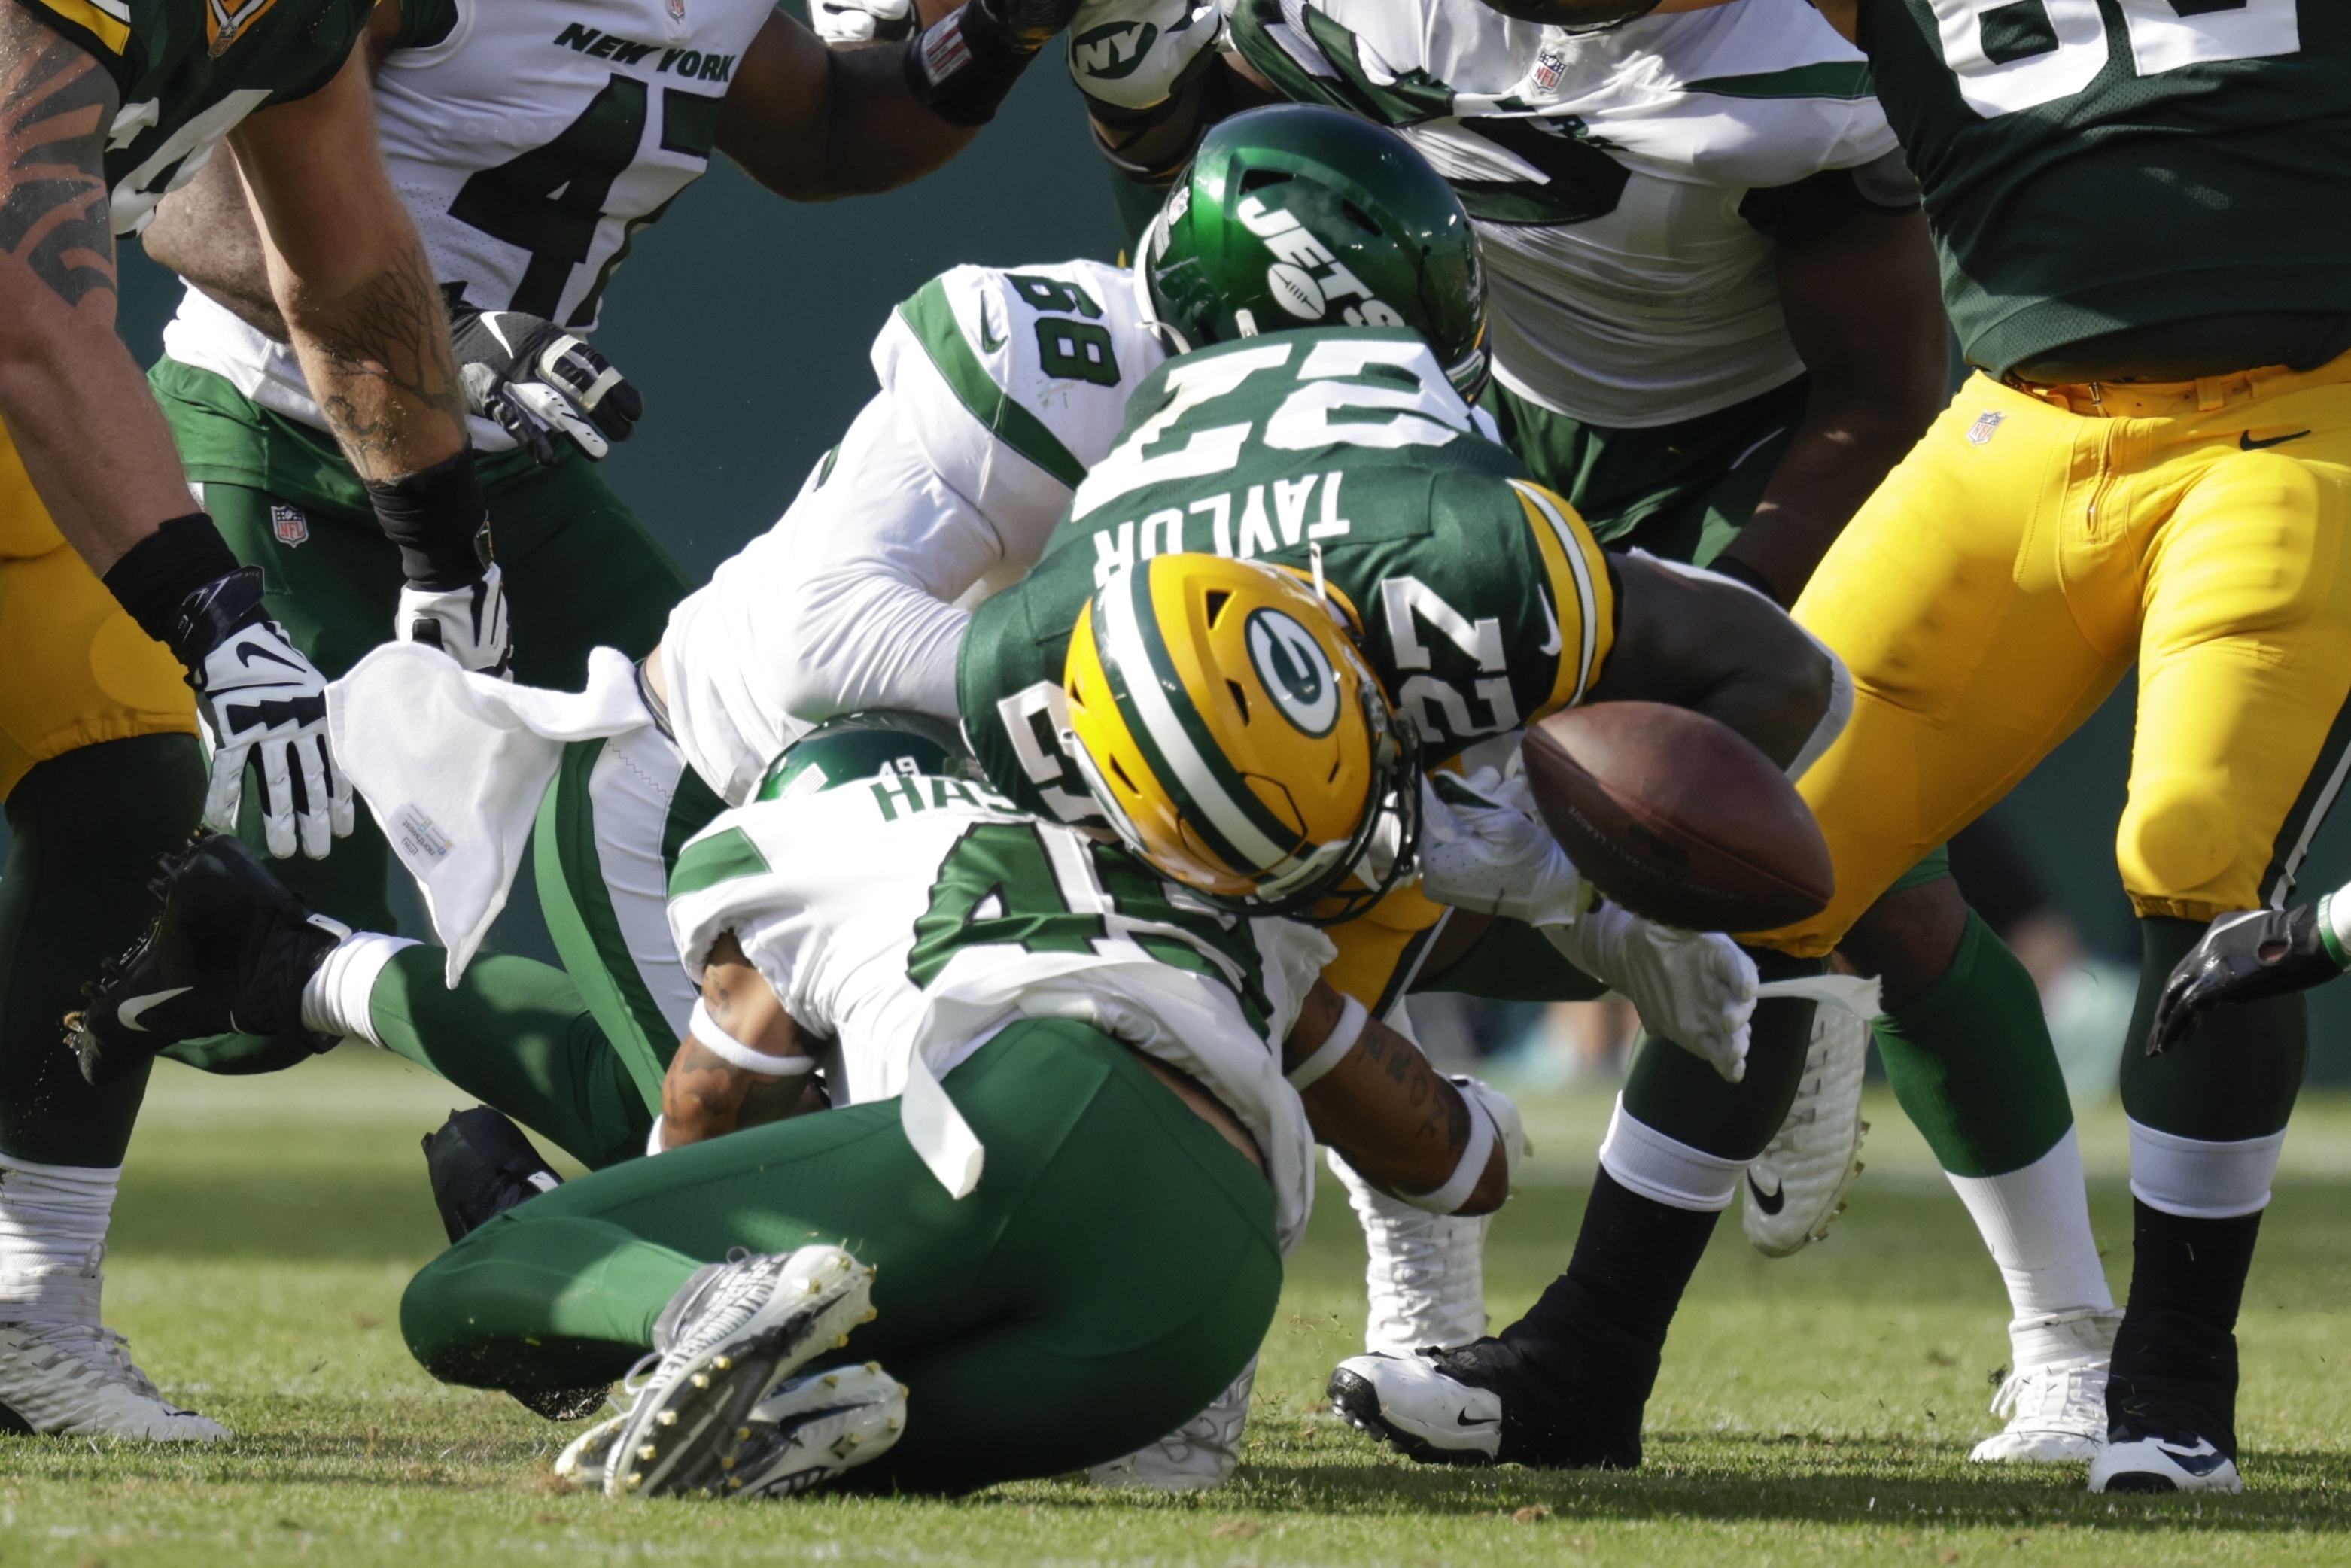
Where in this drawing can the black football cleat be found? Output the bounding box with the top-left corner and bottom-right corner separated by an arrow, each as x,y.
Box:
423,1107 -> 606,1421
1329,1304 -> 1656,1470
2090,1307 -> 2245,1494
65,833 -> 346,1086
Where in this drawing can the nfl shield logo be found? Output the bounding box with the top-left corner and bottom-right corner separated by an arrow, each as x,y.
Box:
1966,410 -> 2006,447
1531,45 -> 1565,96
271,503 -> 309,545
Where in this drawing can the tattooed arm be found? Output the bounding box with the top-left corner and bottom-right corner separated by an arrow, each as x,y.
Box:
0,8 -> 204,572
1284,980 -> 1508,1215
658,933 -> 820,1150
227,38 -> 465,480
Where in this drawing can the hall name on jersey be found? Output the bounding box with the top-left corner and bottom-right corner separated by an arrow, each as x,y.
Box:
553,23 -> 737,81
1088,471 -> 1352,588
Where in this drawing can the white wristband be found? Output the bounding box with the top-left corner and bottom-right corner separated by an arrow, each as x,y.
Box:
1404,1089 -> 1498,1215
689,998 -> 815,1077
1285,994 -> 1368,1091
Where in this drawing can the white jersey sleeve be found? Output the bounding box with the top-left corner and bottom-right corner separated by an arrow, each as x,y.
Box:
871,257 -> 1166,558
660,258 -> 1167,804
665,779 -> 1329,1251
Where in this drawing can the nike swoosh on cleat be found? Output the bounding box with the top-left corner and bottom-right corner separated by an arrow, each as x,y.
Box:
116,987 -> 193,1032
1455,1410 -> 1498,1427
2152,1439 -> 2230,1476
1747,1171 -> 1785,1214
2240,429 -> 2312,451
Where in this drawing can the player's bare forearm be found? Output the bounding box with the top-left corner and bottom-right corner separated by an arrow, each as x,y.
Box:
1285,980 -> 1507,1215
141,150 -> 287,341
1715,210 -> 1946,606
231,43 -> 466,481
0,11 -> 203,575
659,933 -> 814,1150
1592,551 -> 1834,768
717,11 -> 975,200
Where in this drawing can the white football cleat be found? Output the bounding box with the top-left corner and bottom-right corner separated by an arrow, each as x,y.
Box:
1743,1005 -> 1869,1257
0,1320 -> 226,1442
1089,1357 -> 1255,1491
1326,1350 -> 1500,1465
725,1361 -> 906,1498
1333,1150 -> 1492,1354
1970,1308 -> 2118,1463
2089,1434 -> 2243,1494
604,1245 -> 877,1500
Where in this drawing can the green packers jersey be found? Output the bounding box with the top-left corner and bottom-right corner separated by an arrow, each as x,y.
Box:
17,0 -> 377,236
957,326 -> 1616,826
1860,1 -> 2351,374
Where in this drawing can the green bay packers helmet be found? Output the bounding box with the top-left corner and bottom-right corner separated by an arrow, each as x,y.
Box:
1142,103 -> 1489,399
1062,555 -> 1422,923
756,710 -> 981,801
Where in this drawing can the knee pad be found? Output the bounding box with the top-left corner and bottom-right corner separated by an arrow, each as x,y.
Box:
2117,779 -> 2242,916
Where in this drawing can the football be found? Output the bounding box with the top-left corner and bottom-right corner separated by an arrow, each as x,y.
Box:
1522,702 -> 1834,934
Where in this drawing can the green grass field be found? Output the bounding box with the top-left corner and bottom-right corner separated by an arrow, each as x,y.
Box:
1,1048 -> 2344,1566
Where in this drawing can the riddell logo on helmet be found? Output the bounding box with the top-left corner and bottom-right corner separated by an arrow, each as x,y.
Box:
1245,609 -> 1340,737
1236,194 -> 1407,330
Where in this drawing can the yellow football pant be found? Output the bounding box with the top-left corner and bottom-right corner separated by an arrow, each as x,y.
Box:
1760,354 -> 2351,958
0,420 -> 196,800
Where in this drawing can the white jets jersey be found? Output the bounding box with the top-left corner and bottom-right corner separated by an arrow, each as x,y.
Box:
662,258 -> 1167,804
665,772 -> 1331,1250
160,0 -> 775,450
1230,0 -> 1902,427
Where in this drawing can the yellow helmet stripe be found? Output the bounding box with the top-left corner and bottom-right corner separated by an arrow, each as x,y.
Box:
1096,567 -> 1303,879
1511,480 -> 1609,708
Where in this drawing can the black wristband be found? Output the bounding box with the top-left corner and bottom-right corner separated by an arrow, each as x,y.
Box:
1706,554 -> 1784,604
364,448 -> 492,591
904,0 -> 1036,127
102,513 -> 245,647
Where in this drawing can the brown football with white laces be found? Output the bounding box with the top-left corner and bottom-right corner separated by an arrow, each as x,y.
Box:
1521,702 -> 1832,933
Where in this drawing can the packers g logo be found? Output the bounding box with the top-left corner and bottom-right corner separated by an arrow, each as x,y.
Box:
1245,609 -> 1340,738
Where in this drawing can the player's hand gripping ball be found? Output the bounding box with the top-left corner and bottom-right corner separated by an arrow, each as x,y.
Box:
1522,702 -> 1832,934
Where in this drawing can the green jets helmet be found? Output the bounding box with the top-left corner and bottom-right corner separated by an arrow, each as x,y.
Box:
756,711 -> 983,801
1142,104 -> 1490,398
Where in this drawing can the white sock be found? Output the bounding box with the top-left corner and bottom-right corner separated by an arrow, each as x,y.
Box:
300,931 -> 421,1048
1945,1127 -> 2115,1354
1598,1096 -> 1746,1212
2128,1117 -> 2285,1220
0,1153 -> 118,1326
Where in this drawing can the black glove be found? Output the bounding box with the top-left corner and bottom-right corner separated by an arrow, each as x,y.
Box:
2147,903 -> 2345,1055
448,300 -> 642,466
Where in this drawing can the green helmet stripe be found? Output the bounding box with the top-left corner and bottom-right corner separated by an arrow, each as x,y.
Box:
1095,568 -> 1304,878
898,278 -> 1088,489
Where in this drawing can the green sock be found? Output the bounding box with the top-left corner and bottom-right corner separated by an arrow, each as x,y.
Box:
2121,916 -> 2304,1141
1620,948 -> 1823,1160
0,737 -> 205,1167
370,947 -> 656,1170
1874,911 -> 2074,1178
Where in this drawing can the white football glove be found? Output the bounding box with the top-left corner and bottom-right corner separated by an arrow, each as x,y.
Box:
397,561 -> 512,678
191,584 -> 354,860
811,0 -> 913,44
1544,902 -> 1758,1083
1416,766 -> 1586,928
1066,0 -> 1224,115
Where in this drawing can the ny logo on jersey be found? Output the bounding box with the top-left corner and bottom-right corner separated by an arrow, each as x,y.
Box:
204,0 -> 280,56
